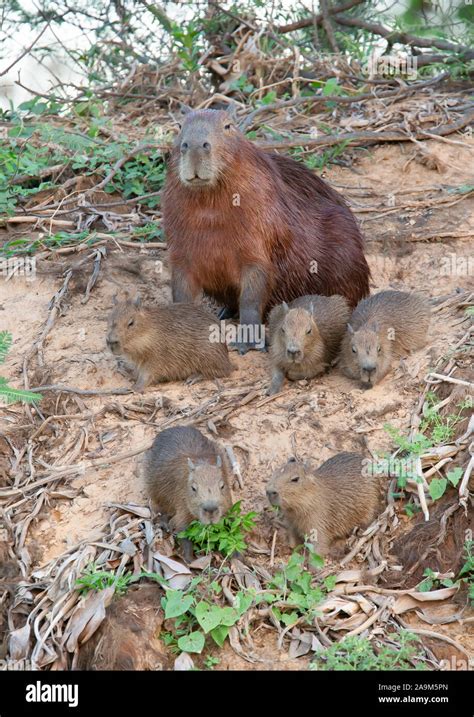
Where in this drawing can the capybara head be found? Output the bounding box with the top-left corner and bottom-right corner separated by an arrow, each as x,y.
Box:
186,455 -> 231,524
266,457 -> 314,509
106,295 -> 150,359
176,109 -> 241,188
347,322 -> 392,388
278,303 -> 321,364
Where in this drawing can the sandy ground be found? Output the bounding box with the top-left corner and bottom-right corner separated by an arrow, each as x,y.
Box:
1,137 -> 473,669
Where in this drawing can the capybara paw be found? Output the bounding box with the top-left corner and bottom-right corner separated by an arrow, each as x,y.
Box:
185,374 -> 203,385
230,340 -> 265,355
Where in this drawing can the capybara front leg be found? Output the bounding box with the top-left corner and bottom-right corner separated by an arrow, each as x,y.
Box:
233,265 -> 268,354
171,267 -> 202,304
267,367 -> 285,395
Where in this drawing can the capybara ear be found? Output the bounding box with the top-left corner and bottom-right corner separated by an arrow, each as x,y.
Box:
226,103 -> 239,123
282,301 -> 289,313
179,103 -> 193,116
187,457 -> 195,473
132,293 -> 142,308
288,456 -> 297,463
347,323 -> 354,335
216,455 -> 222,468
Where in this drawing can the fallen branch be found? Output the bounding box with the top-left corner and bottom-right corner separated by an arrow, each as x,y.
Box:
258,108 -> 474,151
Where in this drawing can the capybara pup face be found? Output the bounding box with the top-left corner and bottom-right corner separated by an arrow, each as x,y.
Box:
347,322 -> 391,388
266,458 -> 312,509
177,109 -> 240,188
279,306 -> 321,363
106,296 -> 148,358
187,456 -> 229,525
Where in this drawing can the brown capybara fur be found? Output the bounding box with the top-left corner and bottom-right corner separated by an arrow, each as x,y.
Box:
267,294 -> 350,394
106,296 -> 232,390
266,453 -> 382,556
163,109 -> 370,351
339,290 -> 431,389
142,427 -> 233,536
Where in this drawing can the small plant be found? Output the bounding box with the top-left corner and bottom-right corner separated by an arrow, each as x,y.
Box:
204,655 -> 220,670
0,331 -> 42,405
132,223 -> 163,242
418,568 -> 457,592
161,584 -> 253,654
417,541 -> 474,605
75,565 -> 164,596
261,544 -> 331,627
310,631 -> 426,671
384,423 -> 433,457
384,417 -> 466,503
178,501 -> 258,557
420,392 -> 470,445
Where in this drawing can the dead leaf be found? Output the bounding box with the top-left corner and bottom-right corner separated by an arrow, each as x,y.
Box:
63,587 -> 115,652
153,552 -> 192,590
9,623 -> 31,661
174,652 -> 195,671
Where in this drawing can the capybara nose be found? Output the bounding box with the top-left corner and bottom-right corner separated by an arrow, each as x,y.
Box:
202,141 -> 211,150
266,489 -> 278,505
287,348 -> 301,361
363,365 -> 376,377
106,338 -> 119,353
180,141 -> 189,152
202,502 -> 218,516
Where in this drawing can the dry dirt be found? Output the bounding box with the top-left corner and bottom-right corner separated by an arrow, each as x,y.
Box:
1,136 -> 473,670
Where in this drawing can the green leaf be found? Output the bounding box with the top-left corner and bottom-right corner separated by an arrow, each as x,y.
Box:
308,550 -> 324,570
0,332 -> 12,364
210,625 -> 229,647
418,577 -> 433,592
446,467 -> 463,487
177,631 -> 205,654
194,602 -> 223,633
280,611 -> 299,626
164,590 -> 193,619
429,478 -> 447,501
324,575 -> 337,591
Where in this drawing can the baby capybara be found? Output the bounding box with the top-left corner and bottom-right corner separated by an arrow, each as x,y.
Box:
142,426 -> 233,534
163,109 -> 370,352
267,294 -> 350,394
339,290 -> 430,389
266,453 -> 382,556
106,296 -> 232,390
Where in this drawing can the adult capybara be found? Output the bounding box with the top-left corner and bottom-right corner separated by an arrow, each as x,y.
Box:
339,290 -> 431,389
162,109 -> 370,352
106,295 -> 232,390
266,453 -> 382,556
267,294 -> 350,394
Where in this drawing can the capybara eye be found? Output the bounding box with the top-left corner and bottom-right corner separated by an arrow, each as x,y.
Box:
377,345 -> 381,353
191,484 -> 197,493
128,319 -> 134,327
224,123 -> 233,130
281,327 -> 285,334
306,328 -> 311,335
352,345 -> 357,353
219,482 -> 225,490
291,476 -> 300,483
